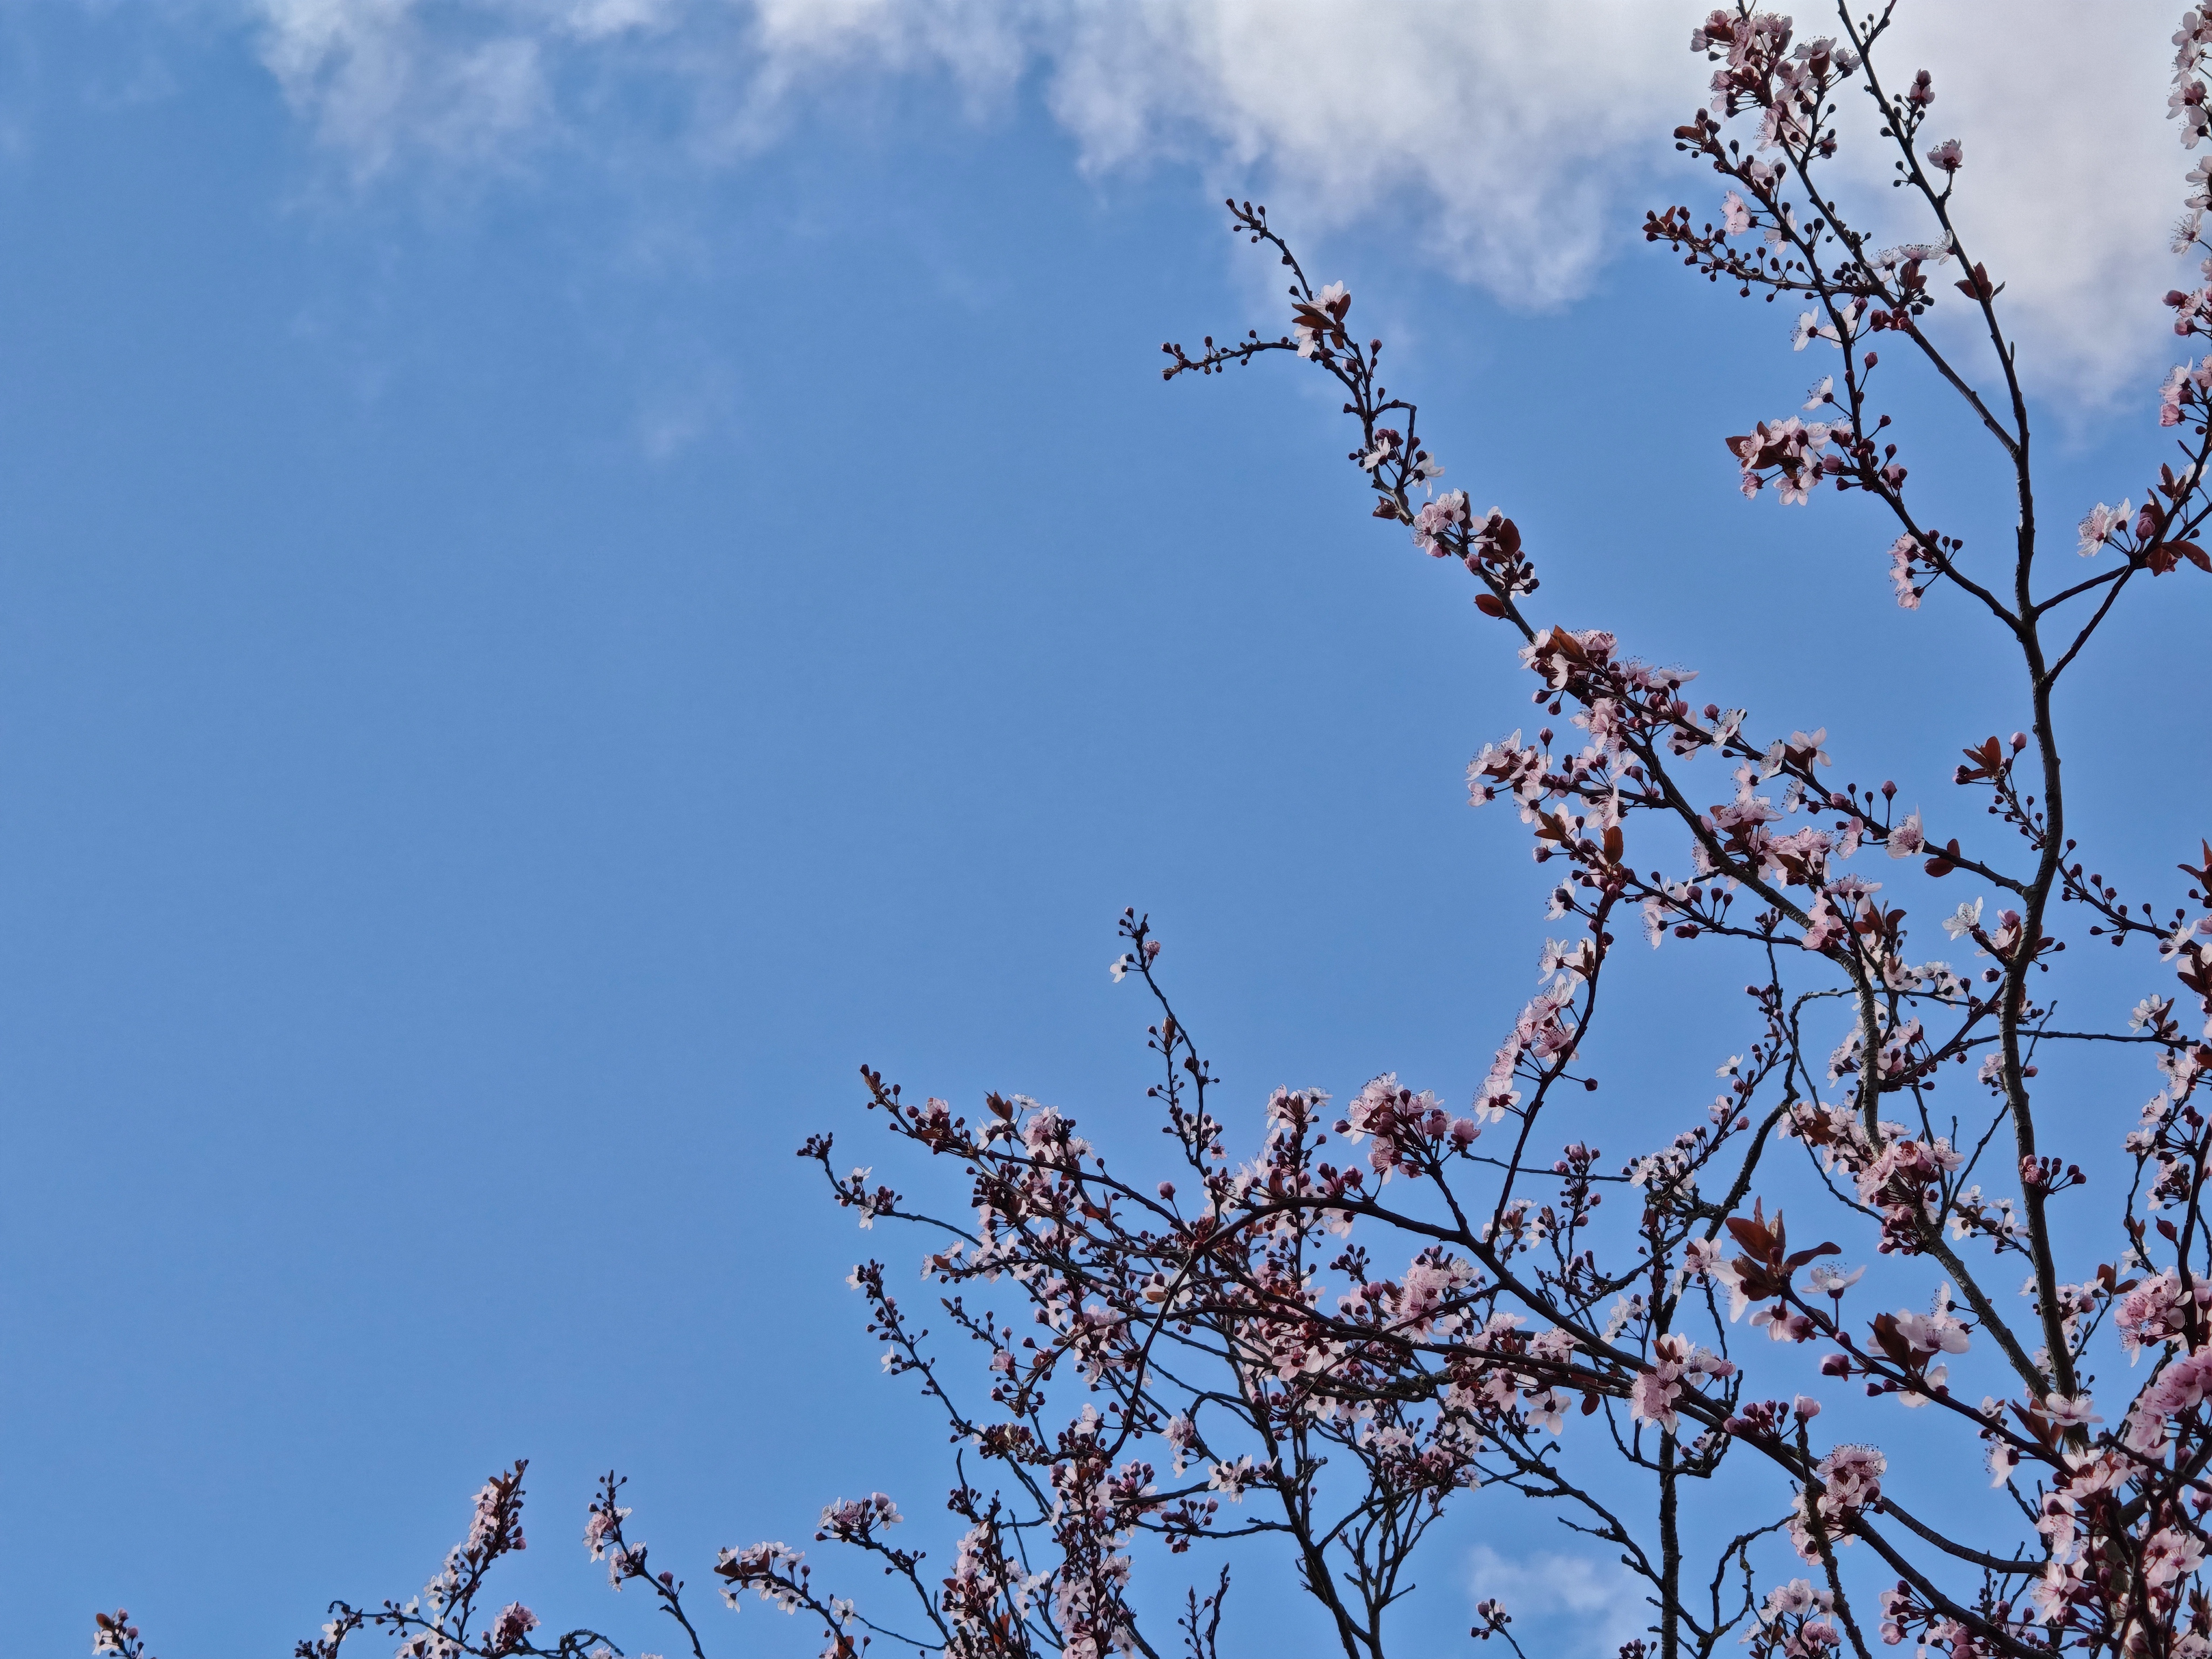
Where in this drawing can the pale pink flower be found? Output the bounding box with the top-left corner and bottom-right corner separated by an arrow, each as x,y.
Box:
1294,282 -> 1346,358
488,1604 -> 539,1654
2144,1526 -> 2207,1588
1206,1455 -> 1266,1502
1886,534 -> 1923,608
1800,894 -> 1847,952
1804,1262 -> 1865,1299
1890,1291 -> 1971,1357
1988,1441 -> 2020,1487
2042,1393 -> 2101,1429
2070,500 -> 2123,559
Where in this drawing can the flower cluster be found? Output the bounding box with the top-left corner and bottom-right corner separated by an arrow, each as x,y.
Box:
1627,1333 -> 1737,1433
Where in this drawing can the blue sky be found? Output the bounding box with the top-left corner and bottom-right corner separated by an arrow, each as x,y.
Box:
3,4 -> 2208,1657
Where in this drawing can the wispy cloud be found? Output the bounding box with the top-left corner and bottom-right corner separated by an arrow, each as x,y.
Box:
1468,1542 -> 1649,1658
242,0 -> 2198,405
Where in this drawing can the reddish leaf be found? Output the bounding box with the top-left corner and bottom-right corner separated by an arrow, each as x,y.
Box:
1725,1215 -> 1774,1256
2179,840 -> 2212,889
1870,1312 -> 1913,1367
2009,1401 -> 2059,1449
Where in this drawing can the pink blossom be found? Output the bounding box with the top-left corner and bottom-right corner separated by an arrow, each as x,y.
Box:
2144,1526 -> 2207,1588
487,1604 -> 538,1654
1799,894 -> 1847,952
1762,1579 -> 1829,1618
1728,417 -> 1845,504
1341,1073 -> 1447,1179
1804,1262 -> 1865,1299
716,1541 -> 807,1612
1627,1367 -> 1683,1432
1886,534 -> 1923,607
1889,1290 -> 1971,1357
1789,1444 -> 1885,1561
1628,1333 -> 1732,1432
1294,282 -> 1347,359
1205,1455 -> 1267,1502
583,1503 -> 626,1561
1411,489 -> 1470,557
818,1493 -> 902,1539
2028,1561 -> 2083,1623
2117,1271 -> 2212,1356
2042,1393 -> 2101,1429
1988,1441 -> 2021,1487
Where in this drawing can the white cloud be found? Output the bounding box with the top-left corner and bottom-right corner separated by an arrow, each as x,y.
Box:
253,0 -> 554,175
1468,1542 -> 1648,1659
1832,2 -> 2188,408
1039,3 -> 1687,302
241,0 -> 2201,404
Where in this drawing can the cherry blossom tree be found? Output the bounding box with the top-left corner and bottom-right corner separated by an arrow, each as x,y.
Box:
96,5 -> 2212,1658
